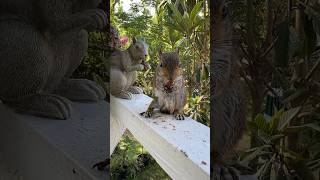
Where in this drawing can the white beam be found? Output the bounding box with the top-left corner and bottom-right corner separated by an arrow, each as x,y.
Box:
111,94 -> 210,180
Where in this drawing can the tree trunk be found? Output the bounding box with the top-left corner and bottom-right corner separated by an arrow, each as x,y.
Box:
286,5 -> 304,153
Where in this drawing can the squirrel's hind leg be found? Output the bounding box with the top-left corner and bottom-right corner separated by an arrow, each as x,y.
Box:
0,22 -> 71,120
114,90 -> 133,99
173,109 -> 185,120
55,78 -> 106,102
51,30 -> 106,101
173,91 -> 186,120
5,94 -> 72,120
141,98 -> 159,118
110,69 -> 133,99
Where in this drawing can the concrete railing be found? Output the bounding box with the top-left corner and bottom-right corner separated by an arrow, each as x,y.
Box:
110,94 -> 210,180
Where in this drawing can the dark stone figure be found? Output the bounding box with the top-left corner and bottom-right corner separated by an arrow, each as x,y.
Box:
0,0 -> 107,119
212,1 -> 250,179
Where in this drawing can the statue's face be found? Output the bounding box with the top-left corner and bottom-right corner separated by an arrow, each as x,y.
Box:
132,39 -> 148,63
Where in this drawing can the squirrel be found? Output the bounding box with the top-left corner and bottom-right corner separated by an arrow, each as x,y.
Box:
109,37 -> 150,99
212,1 -> 246,168
142,49 -> 186,120
0,0 -> 107,119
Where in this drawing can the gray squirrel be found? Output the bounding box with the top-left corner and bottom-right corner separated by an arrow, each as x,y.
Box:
0,0 -> 107,119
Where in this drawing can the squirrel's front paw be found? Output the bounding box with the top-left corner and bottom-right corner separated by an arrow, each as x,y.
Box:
128,86 -> 143,94
137,64 -> 145,71
116,91 -> 133,99
140,111 -> 152,118
175,113 -> 185,120
84,9 -> 107,30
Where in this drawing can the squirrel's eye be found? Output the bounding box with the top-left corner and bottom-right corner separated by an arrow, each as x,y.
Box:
160,63 -> 162,67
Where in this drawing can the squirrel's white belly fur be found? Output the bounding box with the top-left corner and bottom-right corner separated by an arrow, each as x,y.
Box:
154,76 -> 184,114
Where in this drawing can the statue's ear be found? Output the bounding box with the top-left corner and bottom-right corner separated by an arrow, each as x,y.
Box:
132,37 -> 137,43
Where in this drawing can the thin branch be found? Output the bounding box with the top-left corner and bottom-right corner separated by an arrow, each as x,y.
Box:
246,0 -> 256,53
260,36 -> 279,59
240,43 -> 250,60
263,0 -> 274,47
305,57 -> 320,81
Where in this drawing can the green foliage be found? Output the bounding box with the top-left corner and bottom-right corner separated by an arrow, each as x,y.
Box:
113,0 -> 210,125
242,108 -> 317,180
110,133 -> 170,180
73,31 -> 109,82
225,0 -> 320,179
110,0 -> 210,179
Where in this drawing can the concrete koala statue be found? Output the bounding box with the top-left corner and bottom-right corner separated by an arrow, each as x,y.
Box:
109,37 -> 150,99
0,0 -> 107,120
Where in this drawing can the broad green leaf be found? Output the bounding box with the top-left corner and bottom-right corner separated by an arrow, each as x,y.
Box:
157,0 -> 168,11
168,3 -> 183,24
255,114 -> 268,132
277,107 -> 301,131
304,123 -> 320,132
290,160 -> 315,180
270,134 -> 285,142
190,1 -> 203,22
270,163 -> 277,180
164,21 -> 184,32
245,144 -> 272,153
284,123 -> 320,135
283,150 -> 305,160
240,147 -> 270,167
256,155 -> 274,179
282,88 -> 307,104
269,109 -> 284,134
182,12 -> 191,32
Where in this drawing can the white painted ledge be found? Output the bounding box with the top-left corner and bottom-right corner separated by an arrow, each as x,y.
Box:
110,94 -> 210,180
0,101 -> 108,180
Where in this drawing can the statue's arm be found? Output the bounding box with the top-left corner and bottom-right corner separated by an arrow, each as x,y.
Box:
40,0 -> 107,33
123,64 -> 144,72
120,53 -> 144,72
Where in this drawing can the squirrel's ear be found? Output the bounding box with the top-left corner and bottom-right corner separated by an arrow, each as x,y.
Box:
132,37 -> 137,43
175,48 -> 179,54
